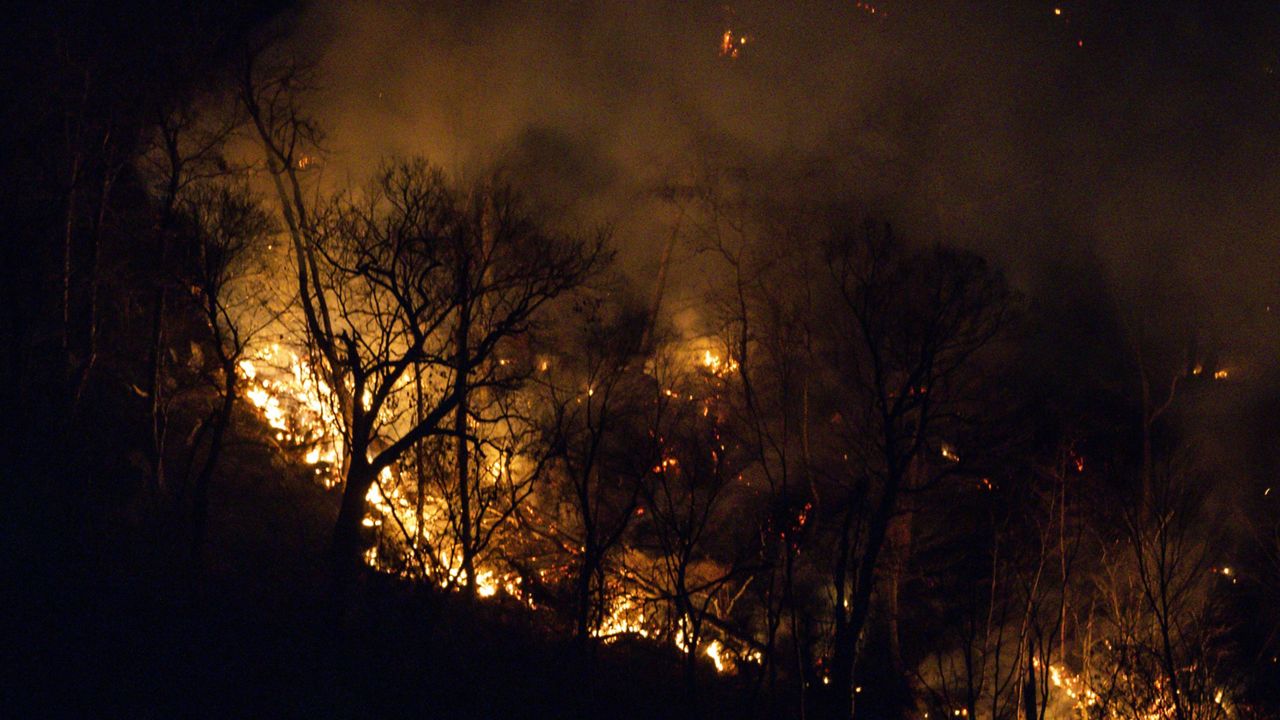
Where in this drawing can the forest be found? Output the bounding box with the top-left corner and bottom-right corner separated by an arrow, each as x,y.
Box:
3,2 -> 1279,719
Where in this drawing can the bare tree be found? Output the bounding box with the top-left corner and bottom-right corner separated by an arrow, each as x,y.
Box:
55,57 -> 129,413
821,222 -> 1012,720
535,292 -> 657,641
914,440 -> 1085,720
175,182 -> 277,567
635,345 -> 754,709
1081,456 -> 1231,720
702,197 -> 823,713
241,55 -> 604,584
138,87 -> 241,502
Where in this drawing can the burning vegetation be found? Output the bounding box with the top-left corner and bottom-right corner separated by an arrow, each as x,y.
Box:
7,2 -> 1280,719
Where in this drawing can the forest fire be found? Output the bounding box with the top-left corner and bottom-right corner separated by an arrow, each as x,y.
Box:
236,337 -> 756,673
700,348 -> 739,376
239,345 -> 343,484
1044,661 -> 1099,710
1028,658 -> 1238,720
17,1 -> 1280,716
593,596 -> 652,642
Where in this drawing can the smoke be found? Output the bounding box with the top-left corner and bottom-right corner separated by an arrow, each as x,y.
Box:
243,0 -> 1280,673
293,2 -> 1280,320
271,0 -> 1274,367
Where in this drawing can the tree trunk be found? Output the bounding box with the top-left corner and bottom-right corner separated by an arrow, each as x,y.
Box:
71,167 -> 113,411
190,365 -> 237,569
149,165 -> 180,504
677,563 -> 701,715
1023,646 -> 1037,720
576,557 -> 593,641
148,249 -> 171,498
834,476 -> 901,720
829,505 -> 855,720
455,270 -> 475,597
61,153 -> 81,365
886,503 -> 913,675
414,365 -> 427,558
332,459 -> 377,584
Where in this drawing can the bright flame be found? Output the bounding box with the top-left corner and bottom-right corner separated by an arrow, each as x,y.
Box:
706,639 -> 726,672
237,347 -> 344,486
1046,661 -> 1100,709
593,596 -> 651,642
240,339 -> 764,677
701,349 -> 739,376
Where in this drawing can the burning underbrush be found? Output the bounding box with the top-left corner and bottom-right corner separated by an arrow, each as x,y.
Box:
236,339 -> 763,676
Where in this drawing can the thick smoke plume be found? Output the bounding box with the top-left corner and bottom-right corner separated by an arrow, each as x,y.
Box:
297,1 -> 1280,316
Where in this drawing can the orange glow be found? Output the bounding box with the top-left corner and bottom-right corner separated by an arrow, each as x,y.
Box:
719,30 -> 748,58
240,337 -> 762,676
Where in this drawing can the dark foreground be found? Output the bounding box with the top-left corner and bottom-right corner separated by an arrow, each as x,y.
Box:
2,466 -> 754,719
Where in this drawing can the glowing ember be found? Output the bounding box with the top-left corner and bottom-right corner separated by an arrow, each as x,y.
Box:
719,29 -> 748,58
